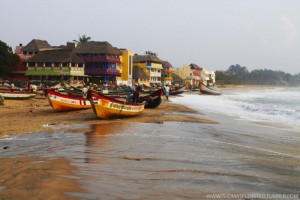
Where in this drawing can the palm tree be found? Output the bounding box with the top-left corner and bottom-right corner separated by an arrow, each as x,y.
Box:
73,34 -> 91,43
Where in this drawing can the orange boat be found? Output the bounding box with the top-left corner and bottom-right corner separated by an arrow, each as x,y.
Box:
87,90 -> 145,119
47,89 -> 92,111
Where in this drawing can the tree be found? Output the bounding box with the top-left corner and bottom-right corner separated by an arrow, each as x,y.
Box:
0,40 -> 20,78
73,34 -> 91,43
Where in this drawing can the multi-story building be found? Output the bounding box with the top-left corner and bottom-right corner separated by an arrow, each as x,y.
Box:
13,39 -> 52,81
73,41 -> 122,84
25,49 -> 85,83
133,54 -> 163,85
117,49 -> 134,86
161,61 -> 173,85
173,63 -> 215,85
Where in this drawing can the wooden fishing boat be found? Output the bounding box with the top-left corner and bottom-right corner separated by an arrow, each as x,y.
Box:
139,89 -> 162,108
169,86 -> 185,95
47,89 -> 92,111
0,90 -> 36,100
199,82 -> 222,95
87,90 -> 145,119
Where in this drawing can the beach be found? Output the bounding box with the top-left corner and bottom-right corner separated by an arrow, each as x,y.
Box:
1,88 -> 300,199
0,94 -> 216,138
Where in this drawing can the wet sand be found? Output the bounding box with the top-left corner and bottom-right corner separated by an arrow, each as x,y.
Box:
0,157 -> 82,200
0,94 -> 216,138
0,94 -> 216,199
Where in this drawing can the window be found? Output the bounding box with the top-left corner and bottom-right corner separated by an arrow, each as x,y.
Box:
129,56 -> 132,75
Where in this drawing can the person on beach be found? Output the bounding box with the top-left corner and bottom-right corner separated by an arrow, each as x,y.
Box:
103,82 -> 108,90
10,82 -> 15,91
133,84 -> 142,103
164,84 -> 170,100
82,86 -> 88,98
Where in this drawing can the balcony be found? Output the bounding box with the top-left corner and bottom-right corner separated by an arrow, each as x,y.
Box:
85,68 -> 121,76
81,55 -> 121,63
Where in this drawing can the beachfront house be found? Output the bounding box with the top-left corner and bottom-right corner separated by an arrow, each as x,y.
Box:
161,61 -> 174,85
132,66 -> 149,85
13,39 -> 52,81
73,41 -> 122,85
133,53 -> 163,85
25,49 -> 85,83
173,63 -> 215,86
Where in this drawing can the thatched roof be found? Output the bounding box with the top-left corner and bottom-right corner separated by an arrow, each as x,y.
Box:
161,60 -> 173,68
22,39 -> 51,52
133,66 -> 148,80
172,74 -> 184,83
133,54 -> 163,64
26,49 -> 85,63
189,63 -> 202,70
73,41 -> 122,55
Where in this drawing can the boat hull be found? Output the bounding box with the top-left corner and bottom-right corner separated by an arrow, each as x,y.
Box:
88,90 -> 145,119
47,90 -> 91,111
0,92 -> 35,100
199,83 -> 222,95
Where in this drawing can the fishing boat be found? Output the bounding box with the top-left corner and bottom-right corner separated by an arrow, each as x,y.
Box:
47,89 -> 92,111
0,90 -> 36,100
87,90 -> 145,119
169,85 -> 186,95
199,82 -> 222,95
139,89 -> 162,108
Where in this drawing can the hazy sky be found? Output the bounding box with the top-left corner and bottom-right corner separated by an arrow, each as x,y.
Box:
1,0 -> 300,74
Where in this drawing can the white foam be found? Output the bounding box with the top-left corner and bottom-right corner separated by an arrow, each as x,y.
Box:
171,88 -> 300,131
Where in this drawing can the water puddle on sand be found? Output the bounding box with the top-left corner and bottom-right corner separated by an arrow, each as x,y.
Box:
1,122 -> 300,199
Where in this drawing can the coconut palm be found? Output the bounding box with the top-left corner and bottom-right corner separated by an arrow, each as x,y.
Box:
73,34 -> 91,43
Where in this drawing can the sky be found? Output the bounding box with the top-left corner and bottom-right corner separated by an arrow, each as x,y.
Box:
1,0 -> 300,74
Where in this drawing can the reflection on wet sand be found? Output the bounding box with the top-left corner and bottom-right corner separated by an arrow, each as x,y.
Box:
0,157 -> 83,200
84,122 -> 131,163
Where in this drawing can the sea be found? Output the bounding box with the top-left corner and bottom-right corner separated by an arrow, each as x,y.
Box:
1,87 -> 300,199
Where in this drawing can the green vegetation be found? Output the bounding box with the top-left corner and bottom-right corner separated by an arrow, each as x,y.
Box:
0,40 -> 20,78
73,34 -> 91,43
216,64 -> 300,86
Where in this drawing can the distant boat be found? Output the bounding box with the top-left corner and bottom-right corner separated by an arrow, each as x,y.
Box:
199,82 -> 222,95
87,90 -> 145,119
169,86 -> 185,95
0,90 -> 36,100
47,89 -> 92,111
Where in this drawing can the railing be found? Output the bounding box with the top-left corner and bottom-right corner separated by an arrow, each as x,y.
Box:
85,68 -> 121,76
81,55 -> 121,63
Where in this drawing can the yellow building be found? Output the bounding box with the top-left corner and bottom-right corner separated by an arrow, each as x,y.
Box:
117,49 -> 134,86
133,54 -> 163,85
173,63 -> 215,85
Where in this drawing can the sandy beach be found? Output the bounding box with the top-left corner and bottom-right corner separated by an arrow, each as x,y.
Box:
0,93 -> 218,199
1,87 -> 299,199
0,94 -> 216,138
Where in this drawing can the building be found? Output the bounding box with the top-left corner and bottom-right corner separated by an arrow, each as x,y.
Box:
161,61 -> 173,85
173,63 -> 215,85
73,41 -> 122,84
117,49 -> 134,86
133,54 -> 163,85
13,39 -> 52,81
132,66 -> 149,85
25,49 -> 85,83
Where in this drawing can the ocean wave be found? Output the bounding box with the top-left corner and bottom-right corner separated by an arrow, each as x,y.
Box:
172,88 -> 300,131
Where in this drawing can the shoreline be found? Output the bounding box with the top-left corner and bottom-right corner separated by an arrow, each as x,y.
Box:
0,94 -> 217,138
